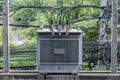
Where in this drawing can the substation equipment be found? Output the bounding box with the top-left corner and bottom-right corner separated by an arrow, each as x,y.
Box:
36,28 -> 84,74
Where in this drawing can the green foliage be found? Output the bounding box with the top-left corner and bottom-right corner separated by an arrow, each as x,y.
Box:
12,9 -> 37,25
30,12 -> 49,26
71,20 -> 97,41
10,27 -> 37,46
0,27 -> 2,46
10,0 -> 99,25
10,0 -> 38,25
118,0 -> 120,24
10,54 -> 36,67
9,0 -> 101,42
0,0 -> 2,12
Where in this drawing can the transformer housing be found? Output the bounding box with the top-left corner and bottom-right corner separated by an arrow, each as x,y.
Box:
36,29 -> 83,74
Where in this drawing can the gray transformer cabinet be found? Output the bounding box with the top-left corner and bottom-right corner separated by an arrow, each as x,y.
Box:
36,29 -> 84,74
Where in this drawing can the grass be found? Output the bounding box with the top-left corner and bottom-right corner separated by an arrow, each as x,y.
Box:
10,53 -> 36,67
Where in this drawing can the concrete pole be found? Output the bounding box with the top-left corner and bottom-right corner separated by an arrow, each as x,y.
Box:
111,0 -> 118,74
97,0 -> 107,70
2,0 -> 10,79
110,0 -> 118,80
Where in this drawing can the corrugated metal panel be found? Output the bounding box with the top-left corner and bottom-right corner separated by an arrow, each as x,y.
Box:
40,39 -> 79,63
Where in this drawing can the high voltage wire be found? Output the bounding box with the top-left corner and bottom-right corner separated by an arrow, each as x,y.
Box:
10,6 -> 110,24
8,0 -> 111,27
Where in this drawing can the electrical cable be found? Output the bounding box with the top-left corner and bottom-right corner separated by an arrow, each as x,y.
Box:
9,0 -> 111,28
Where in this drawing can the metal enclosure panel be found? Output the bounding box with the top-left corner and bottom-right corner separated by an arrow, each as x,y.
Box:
39,38 -> 79,63
36,35 -> 40,69
36,30 -> 83,74
39,64 -> 81,73
79,34 -> 83,65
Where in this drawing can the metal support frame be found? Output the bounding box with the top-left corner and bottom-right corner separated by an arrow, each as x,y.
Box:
2,0 -> 10,80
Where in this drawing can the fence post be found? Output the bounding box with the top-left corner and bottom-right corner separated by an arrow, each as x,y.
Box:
2,0 -> 10,79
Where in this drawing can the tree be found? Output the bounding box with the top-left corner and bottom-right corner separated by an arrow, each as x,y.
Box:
10,0 -> 101,42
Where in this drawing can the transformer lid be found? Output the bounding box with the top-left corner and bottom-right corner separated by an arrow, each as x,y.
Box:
37,28 -> 83,34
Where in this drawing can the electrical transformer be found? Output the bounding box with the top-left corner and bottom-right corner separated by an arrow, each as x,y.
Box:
36,28 -> 84,74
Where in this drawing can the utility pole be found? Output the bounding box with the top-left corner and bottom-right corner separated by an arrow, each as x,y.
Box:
2,0 -> 10,79
111,0 -> 118,74
97,0 -> 107,70
111,0 -> 118,79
